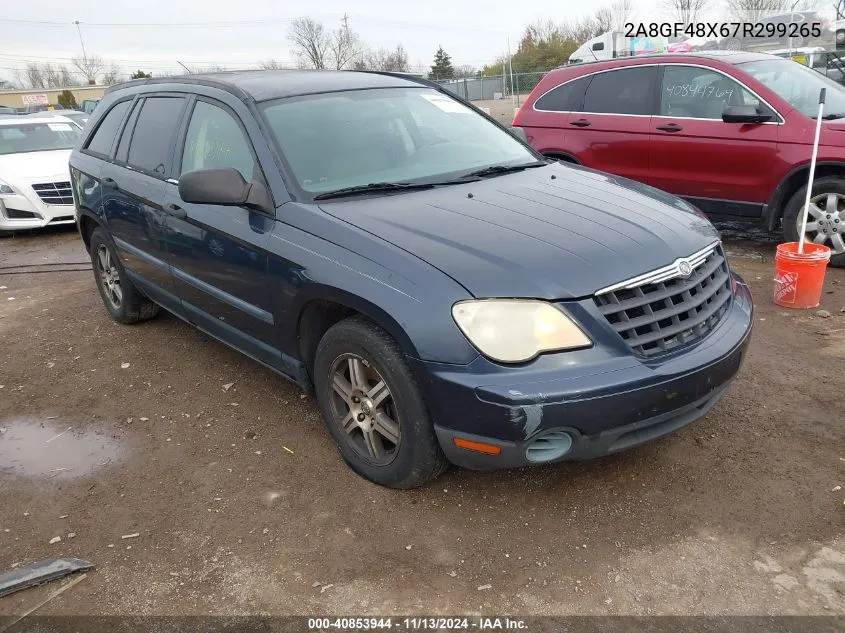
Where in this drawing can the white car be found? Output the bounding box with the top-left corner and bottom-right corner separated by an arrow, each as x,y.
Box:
0,115 -> 82,233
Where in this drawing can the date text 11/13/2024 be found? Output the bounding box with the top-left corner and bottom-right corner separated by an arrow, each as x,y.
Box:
307,617 -> 528,630
625,21 -> 822,40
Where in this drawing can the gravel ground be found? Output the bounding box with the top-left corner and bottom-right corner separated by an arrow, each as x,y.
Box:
0,225 -> 843,617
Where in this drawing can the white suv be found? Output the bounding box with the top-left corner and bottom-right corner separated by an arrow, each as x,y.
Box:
0,114 -> 82,233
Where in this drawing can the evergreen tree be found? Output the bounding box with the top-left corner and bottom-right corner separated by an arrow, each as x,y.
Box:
429,46 -> 454,79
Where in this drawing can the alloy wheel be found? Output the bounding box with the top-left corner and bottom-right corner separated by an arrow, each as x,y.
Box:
327,353 -> 401,466
96,244 -> 123,309
798,192 -> 845,254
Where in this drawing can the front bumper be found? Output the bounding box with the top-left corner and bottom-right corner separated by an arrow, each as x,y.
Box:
0,193 -> 75,231
412,275 -> 753,470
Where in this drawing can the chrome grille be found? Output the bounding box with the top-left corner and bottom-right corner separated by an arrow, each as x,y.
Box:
31,181 -> 73,205
594,245 -> 732,357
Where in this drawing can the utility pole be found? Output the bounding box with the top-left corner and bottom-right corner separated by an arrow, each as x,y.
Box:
73,21 -> 88,63
342,13 -> 349,31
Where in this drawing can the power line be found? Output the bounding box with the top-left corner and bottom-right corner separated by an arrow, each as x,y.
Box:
0,14 -> 511,33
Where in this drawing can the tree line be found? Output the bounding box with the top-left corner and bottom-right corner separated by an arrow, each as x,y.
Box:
7,0 -> 825,90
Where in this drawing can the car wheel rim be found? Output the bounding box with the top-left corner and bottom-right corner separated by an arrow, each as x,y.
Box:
726,39 -> 740,51
798,192 -> 845,254
837,31 -> 845,43
328,353 -> 401,467
96,244 -> 123,309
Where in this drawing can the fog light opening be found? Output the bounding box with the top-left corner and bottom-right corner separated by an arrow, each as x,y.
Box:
525,430 -> 573,463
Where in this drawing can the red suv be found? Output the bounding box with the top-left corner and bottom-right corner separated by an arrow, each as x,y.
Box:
514,51 -> 845,266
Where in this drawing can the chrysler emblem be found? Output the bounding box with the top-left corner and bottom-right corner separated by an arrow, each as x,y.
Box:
677,259 -> 693,277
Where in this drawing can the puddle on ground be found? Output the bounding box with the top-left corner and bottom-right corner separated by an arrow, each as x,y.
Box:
0,417 -> 125,479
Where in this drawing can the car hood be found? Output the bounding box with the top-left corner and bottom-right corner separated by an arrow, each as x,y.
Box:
0,150 -> 73,181
318,164 -> 720,299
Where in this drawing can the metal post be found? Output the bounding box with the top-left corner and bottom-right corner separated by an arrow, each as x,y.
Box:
73,21 -> 88,63
789,0 -> 799,58
798,88 -> 827,254
507,39 -> 516,108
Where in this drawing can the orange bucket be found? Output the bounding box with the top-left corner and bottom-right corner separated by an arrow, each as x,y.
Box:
773,242 -> 831,308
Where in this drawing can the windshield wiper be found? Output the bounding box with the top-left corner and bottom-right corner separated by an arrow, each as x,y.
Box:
313,182 -> 434,200
820,113 -> 845,120
460,161 -> 548,179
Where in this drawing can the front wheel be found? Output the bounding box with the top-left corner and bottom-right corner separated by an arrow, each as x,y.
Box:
313,316 -> 447,489
782,176 -> 845,268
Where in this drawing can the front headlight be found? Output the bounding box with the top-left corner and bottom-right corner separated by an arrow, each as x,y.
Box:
0,178 -> 15,195
452,299 -> 591,363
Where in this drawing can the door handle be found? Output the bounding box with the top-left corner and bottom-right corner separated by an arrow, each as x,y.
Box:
101,177 -> 118,190
163,203 -> 187,219
570,119 -> 591,127
656,123 -> 683,132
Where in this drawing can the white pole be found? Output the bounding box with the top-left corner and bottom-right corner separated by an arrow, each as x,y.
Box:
798,88 -> 827,254
507,38 -> 515,107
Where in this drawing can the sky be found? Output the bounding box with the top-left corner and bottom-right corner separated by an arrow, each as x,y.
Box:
0,0 -> 672,84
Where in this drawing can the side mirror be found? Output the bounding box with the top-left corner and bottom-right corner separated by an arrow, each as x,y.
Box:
722,104 -> 773,124
178,168 -> 273,214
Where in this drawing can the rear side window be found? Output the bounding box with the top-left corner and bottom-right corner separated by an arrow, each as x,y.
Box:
126,97 -> 186,176
583,67 -> 656,115
534,76 -> 590,112
85,100 -> 131,157
115,100 -> 141,163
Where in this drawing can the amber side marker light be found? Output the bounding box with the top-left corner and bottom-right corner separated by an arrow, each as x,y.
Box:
453,438 -> 502,455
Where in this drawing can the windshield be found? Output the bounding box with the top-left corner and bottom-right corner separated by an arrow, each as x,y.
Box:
261,87 -> 536,195
0,121 -> 82,155
738,58 -> 845,118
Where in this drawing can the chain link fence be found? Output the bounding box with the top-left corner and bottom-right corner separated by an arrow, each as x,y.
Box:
433,72 -> 548,102
796,50 -> 845,85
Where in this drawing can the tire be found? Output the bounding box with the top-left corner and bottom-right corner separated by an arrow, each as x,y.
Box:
89,227 -> 160,323
782,176 -> 845,268
723,38 -> 742,52
837,30 -> 845,45
313,316 -> 448,489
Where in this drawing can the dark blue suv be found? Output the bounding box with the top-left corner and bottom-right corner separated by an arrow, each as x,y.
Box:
70,71 -> 753,488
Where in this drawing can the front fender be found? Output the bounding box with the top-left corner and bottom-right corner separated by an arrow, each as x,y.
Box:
267,214 -> 479,365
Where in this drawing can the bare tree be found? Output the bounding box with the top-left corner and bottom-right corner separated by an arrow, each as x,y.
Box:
20,63 -> 46,89
453,64 -> 477,78
190,64 -> 227,73
259,59 -> 288,70
524,18 -> 558,42
726,0 -> 790,22
352,45 -> 409,72
15,63 -> 78,89
560,17 -> 606,42
663,0 -> 713,27
836,0 -> 845,20
288,17 -> 330,69
329,24 -> 362,70
101,63 -> 123,85
72,54 -> 105,85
